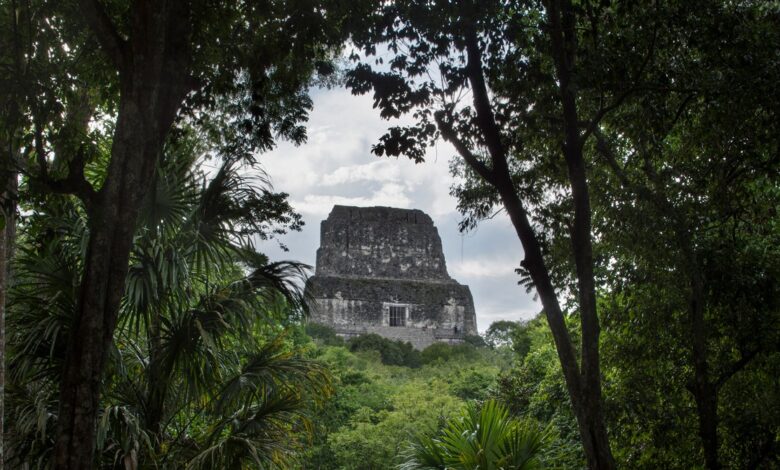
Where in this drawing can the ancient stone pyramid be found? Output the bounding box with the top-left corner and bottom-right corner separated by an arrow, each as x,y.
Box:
305,205 -> 477,349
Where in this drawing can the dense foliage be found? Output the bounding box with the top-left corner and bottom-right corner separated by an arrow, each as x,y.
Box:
5,141 -> 328,468
300,327 -> 512,469
494,313 -> 780,468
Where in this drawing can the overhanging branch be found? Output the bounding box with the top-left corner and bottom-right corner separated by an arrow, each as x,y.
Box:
32,123 -> 97,208
435,112 -> 497,186
79,0 -> 128,70
38,148 -> 97,208
463,27 -> 512,179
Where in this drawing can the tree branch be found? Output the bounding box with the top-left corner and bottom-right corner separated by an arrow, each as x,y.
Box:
435,111 -> 497,185
38,148 -> 97,209
580,18 -> 659,145
32,122 -> 97,209
79,0 -> 127,70
715,348 -> 760,390
594,130 -> 633,187
463,27 -> 511,178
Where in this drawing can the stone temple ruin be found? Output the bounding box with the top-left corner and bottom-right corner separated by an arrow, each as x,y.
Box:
305,205 -> 477,349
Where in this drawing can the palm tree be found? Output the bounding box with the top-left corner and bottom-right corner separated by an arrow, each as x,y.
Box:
6,137 -> 325,469
400,400 -> 550,470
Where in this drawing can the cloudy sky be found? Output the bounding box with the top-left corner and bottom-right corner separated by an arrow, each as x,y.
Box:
254,86 -> 540,331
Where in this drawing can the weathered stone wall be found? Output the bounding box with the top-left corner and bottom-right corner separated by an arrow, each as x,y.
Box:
306,205 -> 478,349
316,205 -> 450,280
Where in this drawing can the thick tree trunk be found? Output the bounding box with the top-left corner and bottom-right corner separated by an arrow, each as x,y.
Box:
692,377 -> 719,470
682,237 -> 720,470
52,2 -> 193,466
53,90 -> 189,470
542,0 -> 615,466
53,101 -> 167,469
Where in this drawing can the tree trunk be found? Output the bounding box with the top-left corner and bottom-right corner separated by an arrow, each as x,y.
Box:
145,313 -> 168,439
54,95 -> 189,469
0,212 -> 4,470
53,2 -> 193,466
0,181 -> 11,470
597,133 -> 724,469
692,376 -> 719,470
454,21 -> 616,468
54,101 -> 167,469
3,2 -> 26,465
542,0 -> 615,466
1,133 -> 18,470
497,181 -> 614,470
681,233 -> 720,470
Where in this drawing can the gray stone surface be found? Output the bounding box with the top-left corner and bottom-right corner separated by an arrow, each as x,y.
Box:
305,205 -> 478,349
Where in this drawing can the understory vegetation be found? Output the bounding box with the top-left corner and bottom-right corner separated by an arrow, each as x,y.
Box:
300,327 -> 511,469
301,314 -> 780,469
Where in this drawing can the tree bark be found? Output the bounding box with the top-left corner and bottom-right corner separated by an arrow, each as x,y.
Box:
444,21 -> 616,469
0,161 -> 16,470
0,212 -> 4,470
674,219 -> 719,470
3,2 -> 26,464
541,0 -> 615,466
54,116 -> 163,469
53,2 -> 193,468
145,313 -> 168,439
643,153 -> 720,469
496,180 -> 615,469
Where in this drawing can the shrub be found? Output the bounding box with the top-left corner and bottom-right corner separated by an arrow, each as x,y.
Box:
348,334 -> 421,368
400,400 -> 550,469
420,342 -> 478,365
464,334 -> 488,348
306,323 -> 345,346
451,368 -> 496,401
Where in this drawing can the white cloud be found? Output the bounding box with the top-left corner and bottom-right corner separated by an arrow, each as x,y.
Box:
450,259 -> 520,279
254,86 -> 540,331
320,160 -> 403,186
292,182 -> 413,217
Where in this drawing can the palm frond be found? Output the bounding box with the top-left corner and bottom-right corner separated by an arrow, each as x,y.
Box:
398,433 -> 447,470
8,243 -> 79,383
96,404 -> 155,470
154,259 -> 311,396
498,418 -> 550,470
215,336 -> 331,413
243,260 -> 311,320
187,388 -> 313,470
400,400 -> 551,470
